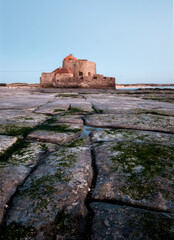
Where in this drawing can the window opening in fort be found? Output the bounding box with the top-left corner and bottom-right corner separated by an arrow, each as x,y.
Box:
88,72 -> 91,76
79,72 -> 83,76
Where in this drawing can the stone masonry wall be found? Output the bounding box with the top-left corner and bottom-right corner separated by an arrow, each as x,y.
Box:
63,60 -> 96,77
55,73 -> 73,82
50,75 -> 115,89
40,73 -> 115,89
40,72 -> 55,87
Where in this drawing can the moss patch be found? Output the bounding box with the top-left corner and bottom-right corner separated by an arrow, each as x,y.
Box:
111,142 -> 174,200
0,139 -> 29,163
139,211 -> 173,239
53,109 -> 65,113
68,106 -> 88,114
0,222 -> 36,240
92,105 -> 103,113
0,124 -> 32,137
65,138 -> 84,148
0,141 -> 44,168
33,123 -> 81,133
21,151 -> 77,212
54,208 -> 79,237
40,143 -> 49,151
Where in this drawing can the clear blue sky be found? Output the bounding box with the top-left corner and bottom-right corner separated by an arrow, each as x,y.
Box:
0,0 -> 173,84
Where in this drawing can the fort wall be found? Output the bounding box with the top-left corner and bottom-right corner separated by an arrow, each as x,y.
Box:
53,72 -> 73,87
63,60 -> 96,77
41,74 -> 115,89
40,72 -> 55,87
40,54 -> 115,89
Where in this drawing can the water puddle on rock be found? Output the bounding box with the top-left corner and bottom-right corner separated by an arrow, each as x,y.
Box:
81,125 -> 103,137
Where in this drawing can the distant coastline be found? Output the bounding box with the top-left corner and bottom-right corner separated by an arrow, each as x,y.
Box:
116,84 -> 174,89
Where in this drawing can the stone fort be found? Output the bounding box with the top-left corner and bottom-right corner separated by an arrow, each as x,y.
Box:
40,54 -> 115,89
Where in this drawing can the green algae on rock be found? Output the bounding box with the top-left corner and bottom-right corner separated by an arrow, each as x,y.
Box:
27,121 -> 83,144
0,135 -> 18,157
0,114 -> 48,136
4,147 -> 93,239
91,129 -> 174,144
92,141 -> 174,212
0,142 -> 45,224
34,100 -> 70,115
70,102 -> 93,112
85,113 -> 174,133
0,222 -> 36,240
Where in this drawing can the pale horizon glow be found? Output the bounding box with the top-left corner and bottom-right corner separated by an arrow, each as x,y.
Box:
0,0 -> 173,84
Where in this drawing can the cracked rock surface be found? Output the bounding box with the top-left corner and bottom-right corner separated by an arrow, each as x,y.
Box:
91,129 -> 174,144
0,142 -> 45,224
92,141 -> 174,212
85,113 -> 174,133
0,87 -> 174,239
4,147 -> 92,240
0,136 -> 18,154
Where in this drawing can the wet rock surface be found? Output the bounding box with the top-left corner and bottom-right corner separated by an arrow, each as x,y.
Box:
0,141 -> 45,224
70,102 -> 93,112
4,147 -> 92,239
34,100 -> 70,115
0,87 -> 174,239
92,141 -> 174,212
27,129 -> 81,145
85,113 -> 174,133
91,129 -> 174,144
55,114 -> 83,124
0,136 -> 18,154
90,202 -> 174,240
27,121 -> 83,144
0,114 -> 48,136
87,93 -> 174,115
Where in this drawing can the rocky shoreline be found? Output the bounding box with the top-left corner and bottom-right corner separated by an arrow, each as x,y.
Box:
0,87 -> 174,239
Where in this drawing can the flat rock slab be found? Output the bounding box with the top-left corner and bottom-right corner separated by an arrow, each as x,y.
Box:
55,114 -> 83,124
92,141 -> 174,212
70,102 -> 93,112
0,114 -> 48,136
85,113 -> 174,133
88,95 -> 174,115
34,100 -> 70,114
91,129 -> 174,145
50,122 -> 83,131
90,202 -> 174,240
0,89 -> 56,110
27,122 -> 83,144
0,109 -> 31,120
27,130 -> 81,145
0,135 -> 18,154
4,147 -> 93,240
0,142 -> 45,224
64,135 -> 91,148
